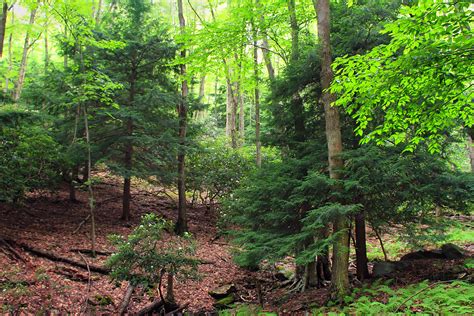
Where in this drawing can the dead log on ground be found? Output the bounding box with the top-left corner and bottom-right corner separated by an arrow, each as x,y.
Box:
119,283 -> 136,315
136,299 -> 164,316
4,238 -> 110,274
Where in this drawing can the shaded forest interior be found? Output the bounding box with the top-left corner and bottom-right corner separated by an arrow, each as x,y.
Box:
0,0 -> 473,314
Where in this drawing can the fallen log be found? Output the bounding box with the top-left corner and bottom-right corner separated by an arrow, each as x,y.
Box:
0,238 -> 26,263
4,238 -> 110,275
118,283 -> 136,315
164,303 -> 189,316
71,248 -> 113,256
136,299 -> 164,316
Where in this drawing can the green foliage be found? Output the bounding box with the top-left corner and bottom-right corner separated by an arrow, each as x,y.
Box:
315,280 -> 474,315
0,108 -> 62,202
187,137 -> 255,203
332,0 -> 474,153
106,213 -> 198,288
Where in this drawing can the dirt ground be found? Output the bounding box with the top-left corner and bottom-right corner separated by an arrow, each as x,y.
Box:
1,173 -> 472,314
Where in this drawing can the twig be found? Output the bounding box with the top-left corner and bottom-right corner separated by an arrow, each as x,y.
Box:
394,280 -> 454,312
73,214 -> 91,234
372,226 -> 388,261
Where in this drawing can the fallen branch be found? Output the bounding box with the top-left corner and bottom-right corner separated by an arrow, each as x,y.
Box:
118,283 -> 136,315
136,299 -> 164,316
394,280 -> 453,312
54,266 -> 89,283
164,303 -> 189,316
4,238 -> 110,274
0,238 -> 26,263
73,215 -> 91,234
71,248 -> 112,256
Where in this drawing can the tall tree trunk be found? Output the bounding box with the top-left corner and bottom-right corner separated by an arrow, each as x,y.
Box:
253,34 -> 261,167
14,6 -> 37,101
95,0 -> 102,25
44,24 -> 49,72
3,7 -> 12,93
255,0 -> 275,82
316,0 -> 350,302
84,106 -> 96,257
0,2 -> 7,58
467,128 -> 474,172
122,68 -> 136,221
288,0 -> 305,145
175,0 -> 188,235
226,80 -> 232,137
63,27 -> 68,68
354,212 -> 369,280
238,82 -> 245,142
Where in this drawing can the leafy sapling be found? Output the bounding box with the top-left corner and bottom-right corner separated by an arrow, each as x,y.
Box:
106,213 -> 198,311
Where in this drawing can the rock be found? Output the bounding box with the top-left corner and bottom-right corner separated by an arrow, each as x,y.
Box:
208,284 -> 236,299
372,261 -> 398,277
400,250 -> 445,261
275,264 -> 295,281
441,243 -> 464,259
213,294 -> 235,309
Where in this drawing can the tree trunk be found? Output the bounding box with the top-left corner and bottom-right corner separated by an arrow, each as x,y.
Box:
238,82 -> 245,142
175,0 -> 188,235
316,0 -> 349,302
14,6 -> 37,101
83,106 -> 96,258
0,2 -> 7,58
253,32 -> 261,167
44,23 -> 49,72
288,0 -> 305,145
354,212 -> 369,281
467,128 -> 474,172
165,272 -> 175,304
95,0 -> 102,25
122,67 -> 136,221
256,0 -> 275,82
3,7 -> 12,93
122,119 -> 133,221
226,79 -> 232,137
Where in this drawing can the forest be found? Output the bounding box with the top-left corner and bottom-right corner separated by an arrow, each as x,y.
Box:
0,0 -> 473,314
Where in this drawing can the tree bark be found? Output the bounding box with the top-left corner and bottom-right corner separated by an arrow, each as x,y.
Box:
3,6 -> 12,93
354,212 -> 370,281
119,283 -> 136,315
467,128 -> 474,172
84,106 -> 96,258
175,0 -> 188,235
14,5 -> 37,101
122,66 -> 136,221
253,30 -> 261,167
0,2 -> 7,58
316,0 -> 350,302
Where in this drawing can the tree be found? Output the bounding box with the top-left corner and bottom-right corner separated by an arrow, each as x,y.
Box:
176,0 -> 189,235
331,0 -> 474,153
315,0 -> 349,301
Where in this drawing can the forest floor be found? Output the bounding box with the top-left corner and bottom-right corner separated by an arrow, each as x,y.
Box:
1,173 -> 473,315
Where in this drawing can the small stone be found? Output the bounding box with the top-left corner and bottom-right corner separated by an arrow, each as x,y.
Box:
208,284 -> 236,299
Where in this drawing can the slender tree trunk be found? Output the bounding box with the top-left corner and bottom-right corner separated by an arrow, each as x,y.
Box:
226,79 -> 232,137
3,7 -> 12,93
122,68 -> 136,221
44,25 -> 49,72
83,106 -> 96,258
175,0 -> 188,235
467,128 -> 474,172
238,82 -> 245,142
288,0 -> 298,62
316,0 -> 349,302
0,2 -> 7,58
165,272 -> 175,304
354,212 -> 370,280
256,0 -> 275,82
95,0 -> 102,25
253,34 -> 261,167
199,75 -> 205,98
63,27 -> 68,69
14,6 -> 37,101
